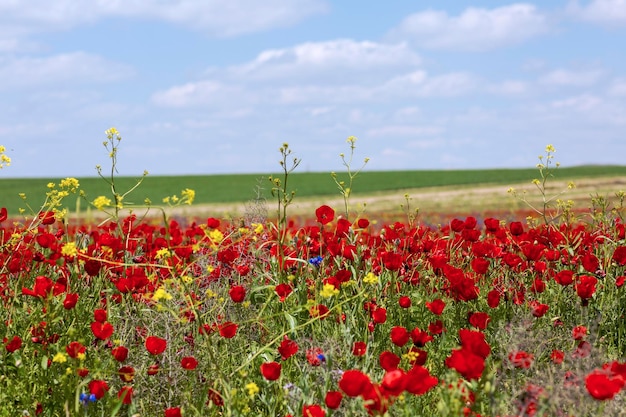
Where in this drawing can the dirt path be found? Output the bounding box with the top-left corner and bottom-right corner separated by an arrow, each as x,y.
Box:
160,176 -> 626,222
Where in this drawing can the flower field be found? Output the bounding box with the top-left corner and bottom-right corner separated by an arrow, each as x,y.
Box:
1,138 -> 625,416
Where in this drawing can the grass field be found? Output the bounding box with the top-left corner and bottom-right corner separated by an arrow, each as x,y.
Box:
1,165 -> 625,217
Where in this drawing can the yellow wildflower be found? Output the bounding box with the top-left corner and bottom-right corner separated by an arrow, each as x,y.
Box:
61,242 -> 79,258
92,196 -> 112,210
245,382 -> 259,396
363,272 -> 379,285
181,188 -> 195,205
152,287 -> 172,302
320,283 -> 339,298
208,229 -> 224,244
52,352 -> 67,363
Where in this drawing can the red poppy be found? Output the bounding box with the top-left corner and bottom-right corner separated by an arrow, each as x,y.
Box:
379,351 -> 401,371
278,336 -> 299,360
91,322 -> 114,340
530,301 -> 549,318
445,348 -> 485,380
117,386 -> 133,405
111,346 -> 128,362
398,296 -> 411,308
38,211 -> 56,225
509,351 -> 534,369
5,336 -> 22,353
0,207 -> 7,222
572,325 -> 588,340
93,309 -> 107,323
371,307 -> 387,324
487,289 -> 500,308
381,369 -> 407,397
118,366 -> 135,383
550,350 -> 565,364
459,329 -> 491,359
260,361 -> 281,380
405,365 -> 438,395
315,205 -> 335,225
554,270 -> 574,286
576,275 -> 597,300
585,370 -> 623,400
88,379 -> 110,400
302,404 -> 326,417
63,293 -> 79,310
207,388 -> 224,406
228,285 -> 246,303
181,356 -> 198,370
468,312 -> 490,330
352,341 -> 367,356
165,408 -> 182,417
275,283 -> 293,301
218,322 -> 238,338
339,369 -> 373,397
309,304 -> 329,319
306,347 -> 325,366
613,246 -> 626,265
145,336 -> 167,355
425,298 -> 445,315
389,326 -> 410,347
324,391 -> 342,409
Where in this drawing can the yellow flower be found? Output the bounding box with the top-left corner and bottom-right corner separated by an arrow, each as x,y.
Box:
92,196 -> 112,210
152,287 -> 172,302
155,248 -> 170,259
363,272 -> 379,285
61,242 -> 79,258
59,177 -> 80,192
252,223 -> 264,234
320,283 -> 339,298
52,352 -> 67,363
181,188 -> 195,205
245,382 -> 259,396
208,229 -> 224,244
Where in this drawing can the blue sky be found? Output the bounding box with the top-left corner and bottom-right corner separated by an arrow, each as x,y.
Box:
1,0 -> 625,178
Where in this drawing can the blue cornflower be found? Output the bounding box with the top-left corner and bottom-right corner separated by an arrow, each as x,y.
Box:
309,256 -> 323,267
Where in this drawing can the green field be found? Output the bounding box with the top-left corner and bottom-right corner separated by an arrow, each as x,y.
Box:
1,165 -> 625,216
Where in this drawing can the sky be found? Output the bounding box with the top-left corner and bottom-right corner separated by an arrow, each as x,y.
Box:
0,0 -> 625,178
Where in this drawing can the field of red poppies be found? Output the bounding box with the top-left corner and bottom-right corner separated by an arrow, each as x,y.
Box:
1,138 -> 625,416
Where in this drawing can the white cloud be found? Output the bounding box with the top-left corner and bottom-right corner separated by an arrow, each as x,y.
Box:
608,78 -> 626,95
0,0 -> 328,38
0,52 -> 134,90
228,39 -> 421,81
488,80 -> 529,95
567,0 -> 626,26
389,4 -> 550,51
539,69 -> 604,86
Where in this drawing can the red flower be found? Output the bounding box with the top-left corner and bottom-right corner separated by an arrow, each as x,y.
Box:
379,351 -> 401,371
445,348 -> 485,380
309,304 -> 329,319
576,275 -> 597,300
339,369 -> 373,397
554,270 -> 574,286
572,325 -> 588,340
215,321 -> 237,338
91,322 -> 114,340
306,347 -> 325,366
117,386 -> 133,405
405,365 -> 438,395
459,329 -> 491,359
111,346 -> 128,362
468,312 -> 490,330
228,285 -> 246,303
38,211 -> 56,225
585,370 -> 623,400
390,326 -> 410,347
164,408 -> 182,417
118,366 -> 135,383
352,341 -> 367,356
509,351 -> 534,369
612,246 -> 626,265
260,361 -> 282,380
371,307 -> 387,324
302,404 -> 326,417
315,205 -> 335,225
88,379 -> 110,400
93,309 -> 107,323
5,336 -> 22,353
530,301 -> 549,318
381,369 -> 407,397
278,336 -> 299,360
324,391 -> 342,409
487,289 -> 500,308
0,207 -> 7,222
425,298 -> 445,315
550,350 -> 565,364
275,283 -> 293,301
398,296 -> 411,308
63,293 -> 79,310
181,356 -> 198,370
145,336 -> 167,355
